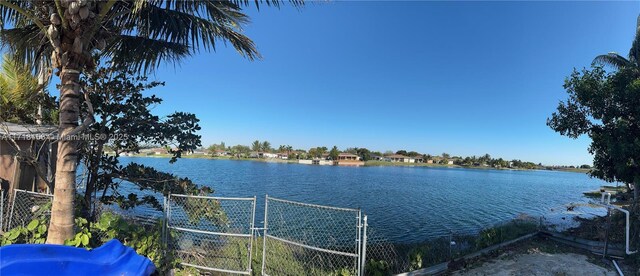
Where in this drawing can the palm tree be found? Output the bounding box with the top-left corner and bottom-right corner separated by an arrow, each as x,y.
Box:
261,141 -> 271,152
0,0 -> 300,244
252,140 -> 261,152
0,55 -> 53,123
593,15 -> 640,69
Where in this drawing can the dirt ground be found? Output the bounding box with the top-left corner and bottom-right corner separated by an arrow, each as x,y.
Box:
449,237 -> 625,276
452,251 -> 616,276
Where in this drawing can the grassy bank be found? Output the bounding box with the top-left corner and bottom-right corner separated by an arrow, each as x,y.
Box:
364,160 -> 460,168
552,167 -> 591,174
583,185 -> 627,199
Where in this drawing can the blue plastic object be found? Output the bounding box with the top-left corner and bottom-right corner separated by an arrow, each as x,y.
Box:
0,239 -> 156,275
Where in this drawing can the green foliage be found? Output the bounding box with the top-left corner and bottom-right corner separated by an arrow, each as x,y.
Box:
61,211 -> 178,274
261,141 -> 272,153
0,1 -> 268,75
549,22 -> 640,201
248,237 -> 356,276
329,146 -> 340,160
252,140 -> 261,152
330,268 -> 354,276
1,202 -> 51,245
365,259 -> 391,276
78,65 -> 213,215
173,266 -> 200,276
65,217 -> 92,248
0,55 -> 57,124
548,65 -> 640,196
408,248 -> 423,270
230,144 -> 251,158
207,142 -> 227,154
474,220 -> 538,249
1,218 -> 48,245
393,219 -> 538,273
406,151 -> 419,157
308,146 -> 328,159
354,148 -> 372,161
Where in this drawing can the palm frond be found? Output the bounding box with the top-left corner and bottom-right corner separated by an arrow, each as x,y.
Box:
104,1 -> 259,73
592,52 -> 631,69
0,24 -> 50,74
1,0 -> 302,75
0,54 -> 39,104
0,0 -> 52,32
104,35 -> 190,72
149,0 -> 304,11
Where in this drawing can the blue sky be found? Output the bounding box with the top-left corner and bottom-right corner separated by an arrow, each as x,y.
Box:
96,2 -> 640,165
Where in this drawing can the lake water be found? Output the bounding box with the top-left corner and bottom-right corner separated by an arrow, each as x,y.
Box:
117,157 -> 608,243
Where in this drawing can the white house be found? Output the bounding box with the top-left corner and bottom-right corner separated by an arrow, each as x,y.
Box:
387,154 -> 423,163
259,152 -> 278,159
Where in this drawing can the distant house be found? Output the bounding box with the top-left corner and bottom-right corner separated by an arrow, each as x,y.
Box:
387,154 -> 408,162
426,159 -> 434,164
258,152 -> 278,159
387,154 -> 422,163
335,153 -> 364,166
190,149 -> 206,155
277,153 -> 289,160
337,153 -> 359,161
152,148 -> 168,155
214,149 -> 229,156
299,159 -> 333,165
0,123 -> 57,194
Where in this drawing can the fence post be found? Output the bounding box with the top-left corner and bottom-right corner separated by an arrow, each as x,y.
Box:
361,215 -> 368,276
162,195 -> 168,245
357,210 -> 362,276
603,206 -> 612,258
261,195 -> 269,276
0,189 -> 3,232
248,196 -> 257,273
8,189 -> 17,230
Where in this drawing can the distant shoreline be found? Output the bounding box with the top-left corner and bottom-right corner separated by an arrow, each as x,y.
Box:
118,153 -> 590,174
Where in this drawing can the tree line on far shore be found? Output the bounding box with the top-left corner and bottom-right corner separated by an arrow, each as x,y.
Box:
204,141 -> 591,169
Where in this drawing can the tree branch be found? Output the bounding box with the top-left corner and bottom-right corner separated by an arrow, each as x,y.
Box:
84,0 -> 118,44
53,0 -> 69,30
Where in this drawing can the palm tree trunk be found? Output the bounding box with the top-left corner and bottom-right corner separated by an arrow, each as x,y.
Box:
47,68 -> 81,244
36,57 -> 46,125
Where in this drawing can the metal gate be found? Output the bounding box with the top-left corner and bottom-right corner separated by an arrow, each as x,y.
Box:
166,194 -> 256,274
261,195 -> 364,276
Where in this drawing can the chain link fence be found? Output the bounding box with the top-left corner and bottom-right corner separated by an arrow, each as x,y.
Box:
361,215 -> 540,275
5,189 -> 53,232
0,191 -> 551,276
166,194 -> 256,274
361,226 -> 410,275
1,189 -> 8,232
261,196 -> 363,276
